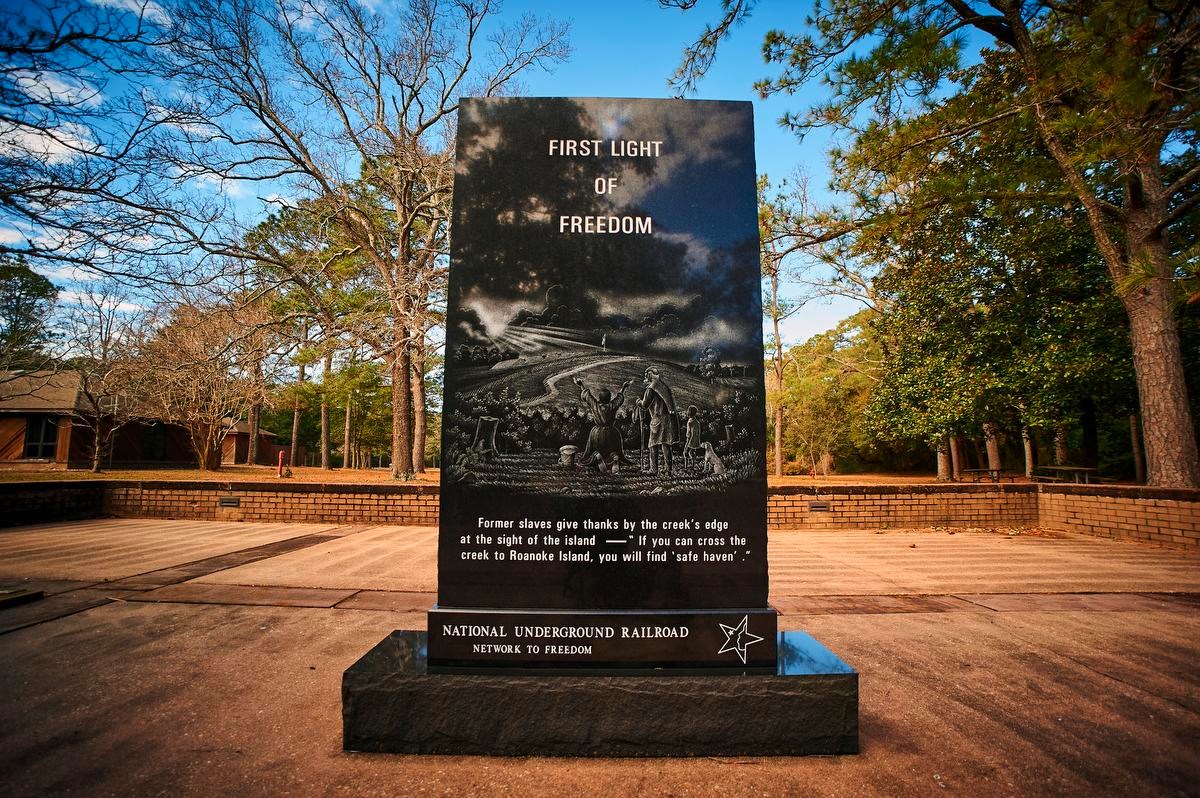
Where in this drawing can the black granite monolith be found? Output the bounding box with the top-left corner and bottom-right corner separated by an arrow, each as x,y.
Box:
343,97 -> 857,756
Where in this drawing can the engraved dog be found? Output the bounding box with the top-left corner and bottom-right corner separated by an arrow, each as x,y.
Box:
700,441 -> 726,474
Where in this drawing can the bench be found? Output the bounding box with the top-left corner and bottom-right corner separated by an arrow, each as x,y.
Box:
961,468 -> 1021,483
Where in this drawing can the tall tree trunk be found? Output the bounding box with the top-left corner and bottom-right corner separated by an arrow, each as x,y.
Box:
1120,273 -> 1200,486
935,438 -> 952,481
289,398 -> 302,467
1015,45 -> 1199,487
1080,397 -> 1098,469
247,402 -> 260,466
248,358 -> 263,466
91,425 -> 103,473
196,425 -> 220,471
1022,427 -> 1035,478
411,336 -> 427,473
770,271 -> 785,477
290,322 -> 308,468
983,423 -> 1002,471
1130,413 -> 1146,484
774,404 -> 784,477
390,331 -> 414,479
949,435 -> 962,481
320,352 -> 332,470
342,399 -> 352,469
1054,427 -> 1070,465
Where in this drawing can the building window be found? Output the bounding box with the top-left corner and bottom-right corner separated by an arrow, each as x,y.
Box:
24,415 -> 58,459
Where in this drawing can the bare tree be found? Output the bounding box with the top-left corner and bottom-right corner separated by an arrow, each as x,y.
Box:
153,0 -> 568,478
133,302 -> 265,470
0,1 -> 238,290
758,177 -> 890,314
60,282 -> 144,471
289,319 -> 308,467
759,180 -> 802,478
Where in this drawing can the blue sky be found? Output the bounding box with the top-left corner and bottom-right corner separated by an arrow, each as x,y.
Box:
511,0 -> 862,341
7,0 -> 860,343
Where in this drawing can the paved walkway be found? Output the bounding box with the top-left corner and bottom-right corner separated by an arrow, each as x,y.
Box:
0,520 -> 1197,797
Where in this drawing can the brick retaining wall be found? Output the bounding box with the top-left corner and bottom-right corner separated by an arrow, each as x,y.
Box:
768,484 -> 1039,530
3,479 -> 1198,549
1038,485 -> 1200,549
102,481 -> 439,525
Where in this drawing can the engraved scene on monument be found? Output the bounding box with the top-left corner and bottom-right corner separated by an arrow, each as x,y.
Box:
442,98 -> 766,499
436,96 -> 769,618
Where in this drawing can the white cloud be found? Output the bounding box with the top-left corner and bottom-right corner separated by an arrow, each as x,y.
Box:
455,98 -> 746,210
463,288 -> 535,338
165,120 -> 217,136
0,121 -> 103,164
9,70 -> 103,108
585,100 -> 746,207
279,0 -> 330,32
589,289 -> 683,319
34,264 -> 97,283
89,0 -> 171,26
59,289 -> 144,313
0,227 -> 26,245
2,221 -> 47,250
654,230 -> 716,277
195,173 -> 249,198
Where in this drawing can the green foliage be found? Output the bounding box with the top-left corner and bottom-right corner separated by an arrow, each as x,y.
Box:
0,256 -> 57,368
773,310 -> 894,473
262,359 -> 393,461
675,0 -> 1199,480
243,198 -> 387,340
260,404 -> 322,451
349,381 -> 396,458
424,411 -> 442,466
864,199 -> 1135,444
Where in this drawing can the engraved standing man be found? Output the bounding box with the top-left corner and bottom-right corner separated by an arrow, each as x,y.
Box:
637,366 -> 678,476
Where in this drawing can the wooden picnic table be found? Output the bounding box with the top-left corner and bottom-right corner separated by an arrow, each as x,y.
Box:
960,467 -> 1016,483
1038,465 -> 1099,484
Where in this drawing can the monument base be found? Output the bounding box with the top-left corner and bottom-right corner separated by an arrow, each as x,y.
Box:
342,630 -> 858,756
427,606 -> 780,672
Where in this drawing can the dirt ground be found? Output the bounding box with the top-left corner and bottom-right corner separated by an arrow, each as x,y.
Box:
1,520 -> 1197,797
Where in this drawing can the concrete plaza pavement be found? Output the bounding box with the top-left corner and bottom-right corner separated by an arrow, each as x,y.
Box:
0,519 -> 1197,797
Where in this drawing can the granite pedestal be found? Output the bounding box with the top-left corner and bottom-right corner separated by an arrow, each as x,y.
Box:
342,630 -> 858,756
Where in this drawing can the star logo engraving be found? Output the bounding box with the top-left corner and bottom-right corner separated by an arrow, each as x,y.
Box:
717,615 -> 764,664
